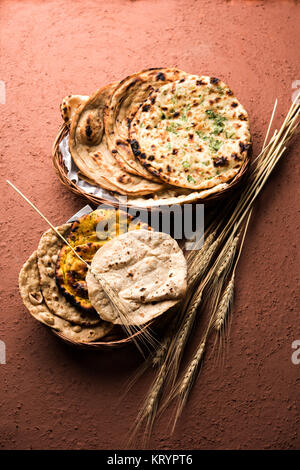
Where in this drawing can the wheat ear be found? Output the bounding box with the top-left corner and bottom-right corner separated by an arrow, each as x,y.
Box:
171,339 -> 207,432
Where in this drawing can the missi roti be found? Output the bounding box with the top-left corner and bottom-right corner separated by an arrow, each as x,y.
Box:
130,75 -> 251,190
56,208 -> 150,312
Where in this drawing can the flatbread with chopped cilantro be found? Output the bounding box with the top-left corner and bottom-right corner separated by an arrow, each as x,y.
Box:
104,67 -> 188,181
129,75 -> 251,189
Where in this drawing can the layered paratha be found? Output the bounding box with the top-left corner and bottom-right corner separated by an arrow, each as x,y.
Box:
19,251 -> 113,343
130,75 -> 251,190
104,68 -> 188,181
86,230 -> 187,326
37,224 -> 101,325
69,84 -> 164,195
61,94 -> 89,127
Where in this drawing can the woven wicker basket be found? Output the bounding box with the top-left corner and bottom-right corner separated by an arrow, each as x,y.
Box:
51,324 -> 148,351
49,303 -> 175,350
52,124 -> 251,208
50,123 -> 250,350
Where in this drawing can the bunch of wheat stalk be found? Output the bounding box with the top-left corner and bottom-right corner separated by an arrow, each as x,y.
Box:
128,92 -> 300,446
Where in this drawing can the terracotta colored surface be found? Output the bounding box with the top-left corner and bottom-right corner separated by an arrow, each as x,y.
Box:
0,0 -> 299,450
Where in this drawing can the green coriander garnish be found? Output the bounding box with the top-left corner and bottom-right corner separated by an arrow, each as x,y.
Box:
187,174 -> 196,183
215,114 -> 227,125
181,104 -> 191,122
166,123 -> 178,134
212,124 -> 224,135
205,111 -> 227,135
196,130 -> 208,140
209,137 -> 223,152
205,109 -> 217,119
225,131 -> 236,139
182,161 -> 190,168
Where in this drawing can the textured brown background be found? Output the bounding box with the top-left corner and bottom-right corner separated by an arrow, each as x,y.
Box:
0,0 -> 299,450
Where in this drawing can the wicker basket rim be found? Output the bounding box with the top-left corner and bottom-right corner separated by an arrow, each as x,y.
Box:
52,124 -> 250,209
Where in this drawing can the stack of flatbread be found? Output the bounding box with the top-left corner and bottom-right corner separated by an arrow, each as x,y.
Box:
60,68 -> 251,205
19,209 -> 187,343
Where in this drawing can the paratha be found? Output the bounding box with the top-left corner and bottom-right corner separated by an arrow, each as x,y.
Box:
69,83 -> 164,196
104,67 -> 188,181
130,75 -> 251,189
86,230 -> 187,326
19,251 -> 113,343
56,208 -> 150,312
60,94 -> 89,127
37,224 -> 100,325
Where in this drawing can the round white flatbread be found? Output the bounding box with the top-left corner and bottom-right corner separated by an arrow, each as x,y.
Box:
86,230 -> 187,325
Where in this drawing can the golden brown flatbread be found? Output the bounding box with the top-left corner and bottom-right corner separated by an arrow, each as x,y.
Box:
60,94 -> 89,127
19,251 -> 113,343
37,224 -> 100,326
104,67 -> 188,181
69,84 -> 164,195
56,208 -> 150,312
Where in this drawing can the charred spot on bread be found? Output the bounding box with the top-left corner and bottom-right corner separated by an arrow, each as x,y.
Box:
196,79 -> 206,86
213,156 -> 228,167
130,139 -> 140,155
86,125 -> 92,137
239,142 -> 251,152
156,72 -> 166,81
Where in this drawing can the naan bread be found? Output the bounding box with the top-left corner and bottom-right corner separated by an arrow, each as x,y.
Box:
69,83 -> 164,195
37,224 -> 100,326
19,251 -> 113,343
60,94 -> 89,127
104,67 -> 188,181
56,208 -> 150,311
86,230 -> 187,326
130,75 -> 251,189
